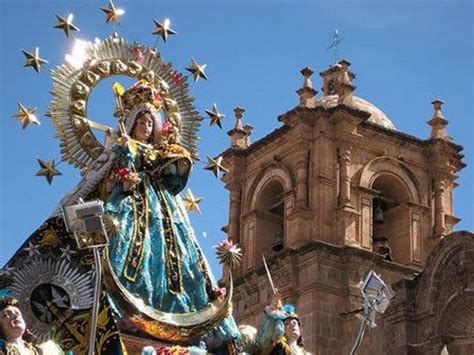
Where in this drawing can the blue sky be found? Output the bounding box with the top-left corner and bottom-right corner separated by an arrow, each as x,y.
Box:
1,0 -> 473,277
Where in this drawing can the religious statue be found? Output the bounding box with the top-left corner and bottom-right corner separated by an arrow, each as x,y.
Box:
99,81 -> 240,342
0,27 -> 242,353
256,291 -> 310,355
0,298 -> 63,355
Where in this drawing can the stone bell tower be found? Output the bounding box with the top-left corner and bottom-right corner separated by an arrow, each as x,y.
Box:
220,60 -> 469,354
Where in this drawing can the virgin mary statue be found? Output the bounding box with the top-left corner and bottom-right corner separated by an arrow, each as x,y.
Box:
54,80 -> 240,349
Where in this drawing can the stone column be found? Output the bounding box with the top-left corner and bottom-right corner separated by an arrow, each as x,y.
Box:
433,176 -> 447,238
295,157 -> 308,208
228,183 -> 242,243
338,140 -> 353,208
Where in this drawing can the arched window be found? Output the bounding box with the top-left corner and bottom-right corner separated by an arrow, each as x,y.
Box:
371,173 -> 414,263
254,180 -> 286,258
358,157 -> 424,266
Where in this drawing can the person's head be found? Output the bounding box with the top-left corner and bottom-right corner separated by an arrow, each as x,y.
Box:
283,316 -> 302,344
0,298 -> 26,342
131,110 -> 155,143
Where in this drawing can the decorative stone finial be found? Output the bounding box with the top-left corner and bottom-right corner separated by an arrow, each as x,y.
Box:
336,59 -> 356,105
228,106 -> 252,149
243,124 -> 254,147
339,59 -> 352,67
296,67 -> 318,107
428,99 -> 450,140
234,106 -> 245,124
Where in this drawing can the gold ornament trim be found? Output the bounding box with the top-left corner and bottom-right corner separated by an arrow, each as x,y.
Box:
48,35 -> 201,172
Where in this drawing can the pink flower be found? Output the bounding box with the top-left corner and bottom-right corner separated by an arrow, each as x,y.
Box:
214,239 -> 243,268
213,287 -> 227,299
160,122 -> 174,136
217,239 -> 239,253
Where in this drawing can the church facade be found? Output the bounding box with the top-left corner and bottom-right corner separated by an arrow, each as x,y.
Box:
221,60 -> 474,354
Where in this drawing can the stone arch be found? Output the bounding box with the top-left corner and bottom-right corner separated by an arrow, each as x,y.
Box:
359,156 -> 423,205
415,231 -> 474,352
416,231 -> 474,315
240,162 -> 295,269
247,162 -> 295,213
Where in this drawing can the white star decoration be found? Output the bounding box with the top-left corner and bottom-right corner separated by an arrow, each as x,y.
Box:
60,245 -> 77,262
23,242 -> 40,257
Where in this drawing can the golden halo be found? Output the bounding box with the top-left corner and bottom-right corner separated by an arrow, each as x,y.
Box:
48,35 -> 201,172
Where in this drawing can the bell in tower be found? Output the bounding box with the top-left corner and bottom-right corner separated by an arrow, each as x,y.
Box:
373,199 -> 385,225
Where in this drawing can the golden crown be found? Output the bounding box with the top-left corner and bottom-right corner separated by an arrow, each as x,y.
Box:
119,80 -> 163,112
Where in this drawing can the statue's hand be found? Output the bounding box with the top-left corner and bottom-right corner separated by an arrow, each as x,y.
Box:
118,133 -> 131,146
270,289 -> 283,309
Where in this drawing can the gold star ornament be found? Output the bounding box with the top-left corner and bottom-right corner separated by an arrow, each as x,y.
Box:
54,14 -> 80,37
21,47 -> 48,73
36,159 -> 62,185
152,18 -> 177,43
12,103 -> 40,129
205,103 -> 225,129
186,58 -> 208,82
183,189 -> 203,214
101,0 -> 125,24
204,156 -> 228,178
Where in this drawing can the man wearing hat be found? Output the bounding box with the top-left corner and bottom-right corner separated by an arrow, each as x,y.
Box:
256,291 -> 309,355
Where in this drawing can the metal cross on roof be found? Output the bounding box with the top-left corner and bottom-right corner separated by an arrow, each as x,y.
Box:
327,29 -> 343,64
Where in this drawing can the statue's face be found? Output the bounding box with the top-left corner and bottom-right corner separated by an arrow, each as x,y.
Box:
284,317 -> 301,342
132,112 -> 154,142
0,305 -> 26,341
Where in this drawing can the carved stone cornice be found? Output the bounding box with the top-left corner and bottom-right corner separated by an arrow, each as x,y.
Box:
406,201 -> 431,214
445,214 -> 461,226
356,185 -> 381,197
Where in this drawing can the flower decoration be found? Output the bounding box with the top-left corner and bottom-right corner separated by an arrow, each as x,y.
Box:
116,167 -> 140,186
155,345 -> 190,354
160,122 -> 175,138
117,167 -> 130,178
143,148 -> 157,163
121,81 -> 163,111
213,287 -> 227,300
215,239 -> 242,269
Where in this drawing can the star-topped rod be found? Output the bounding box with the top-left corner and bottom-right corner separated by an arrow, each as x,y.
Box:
204,156 -> 228,178
21,47 -> 48,73
12,103 -> 40,129
36,159 -> 62,185
205,103 -> 225,129
152,18 -> 177,43
183,188 -> 203,214
54,13 -> 80,38
101,0 -> 125,24
186,58 -> 208,82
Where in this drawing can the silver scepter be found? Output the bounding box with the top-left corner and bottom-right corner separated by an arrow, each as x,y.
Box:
262,254 -> 276,295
